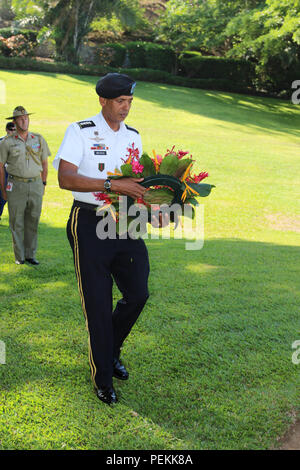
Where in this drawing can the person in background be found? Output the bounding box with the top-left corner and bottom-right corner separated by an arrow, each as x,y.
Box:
0,107 -> 50,264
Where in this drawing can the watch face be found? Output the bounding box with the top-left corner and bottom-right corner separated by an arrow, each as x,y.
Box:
104,180 -> 111,190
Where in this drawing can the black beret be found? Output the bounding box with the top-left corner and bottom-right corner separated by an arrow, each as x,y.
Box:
96,73 -> 136,98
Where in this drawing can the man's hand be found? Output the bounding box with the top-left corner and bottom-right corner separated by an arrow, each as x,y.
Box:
111,178 -> 146,200
58,160 -> 146,199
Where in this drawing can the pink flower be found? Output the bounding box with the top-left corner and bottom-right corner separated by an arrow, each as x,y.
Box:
131,161 -> 144,174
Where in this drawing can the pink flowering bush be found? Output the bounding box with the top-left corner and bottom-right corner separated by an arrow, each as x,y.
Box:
0,34 -> 36,57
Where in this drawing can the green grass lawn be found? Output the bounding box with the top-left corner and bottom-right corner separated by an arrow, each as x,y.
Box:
0,70 -> 299,450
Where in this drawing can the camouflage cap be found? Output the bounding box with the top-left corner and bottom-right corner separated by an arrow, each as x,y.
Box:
6,106 -> 33,120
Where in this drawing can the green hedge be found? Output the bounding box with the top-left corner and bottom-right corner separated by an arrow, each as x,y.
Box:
180,55 -> 255,87
0,55 -> 107,75
124,69 -> 253,94
144,43 -> 176,73
98,41 -> 176,73
179,51 -> 203,59
99,43 -> 127,68
125,41 -> 147,68
0,55 -> 264,96
126,41 -> 176,73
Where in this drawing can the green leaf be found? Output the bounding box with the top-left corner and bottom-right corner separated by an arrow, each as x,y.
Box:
174,158 -> 193,178
188,182 -> 215,197
139,152 -> 156,177
185,197 -> 199,206
159,153 -> 179,175
121,163 -> 134,177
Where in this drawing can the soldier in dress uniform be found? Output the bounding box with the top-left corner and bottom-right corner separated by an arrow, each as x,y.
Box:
0,106 -> 51,264
53,73 -> 168,405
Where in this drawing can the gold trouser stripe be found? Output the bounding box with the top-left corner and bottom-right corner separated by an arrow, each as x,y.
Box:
71,206 -> 97,388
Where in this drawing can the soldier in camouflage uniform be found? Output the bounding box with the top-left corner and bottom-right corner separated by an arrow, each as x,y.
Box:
0,106 -> 51,265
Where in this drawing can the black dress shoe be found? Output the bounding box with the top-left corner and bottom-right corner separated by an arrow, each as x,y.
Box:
25,258 -> 39,265
113,358 -> 129,380
96,386 -> 117,405
15,260 -> 25,265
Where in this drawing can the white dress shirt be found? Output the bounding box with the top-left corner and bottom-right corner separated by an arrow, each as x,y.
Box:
53,111 -> 142,205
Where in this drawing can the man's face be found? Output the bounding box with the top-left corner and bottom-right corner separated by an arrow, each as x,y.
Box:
14,114 -> 29,132
100,95 -> 133,124
6,128 -> 15,136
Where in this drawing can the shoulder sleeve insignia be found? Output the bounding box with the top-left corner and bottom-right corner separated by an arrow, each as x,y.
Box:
77,120 -> 96,130
125,124 -> 139,134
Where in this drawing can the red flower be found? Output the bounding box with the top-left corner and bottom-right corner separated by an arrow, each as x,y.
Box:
177,150 -> 189,160
122,143 -> 140,164
164,145 -> 176,157
151,154 -> 162,167
136,197 -> 148,206
93,192 -> 112,204
187,172 -> 209,183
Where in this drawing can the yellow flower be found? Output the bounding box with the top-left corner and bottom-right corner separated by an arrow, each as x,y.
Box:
107,168 -> 123,177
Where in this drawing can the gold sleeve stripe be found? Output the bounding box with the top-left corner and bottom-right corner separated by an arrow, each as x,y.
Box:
70,206 -> 97,388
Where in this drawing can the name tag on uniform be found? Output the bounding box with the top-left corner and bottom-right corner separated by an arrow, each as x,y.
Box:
77,120 -> 96,129
6,182 -> 13,191
94,151 -> 107,155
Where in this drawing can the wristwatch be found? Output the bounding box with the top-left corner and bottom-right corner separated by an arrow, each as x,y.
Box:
104,178 -> 112,192
42,181 -> 47,186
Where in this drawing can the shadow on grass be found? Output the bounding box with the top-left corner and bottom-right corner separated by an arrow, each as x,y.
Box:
0,219 -> 299,448
5,70 -> 300,139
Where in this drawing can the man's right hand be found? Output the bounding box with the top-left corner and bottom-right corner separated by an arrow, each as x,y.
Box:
111,178 -> 146,200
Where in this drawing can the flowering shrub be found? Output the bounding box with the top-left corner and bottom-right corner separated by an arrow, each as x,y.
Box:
0,34 -> 36,57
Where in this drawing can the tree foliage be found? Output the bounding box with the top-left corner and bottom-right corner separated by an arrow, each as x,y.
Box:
158,0 -> 263,53
158,0 -> 300,92
11,0 -> 144,63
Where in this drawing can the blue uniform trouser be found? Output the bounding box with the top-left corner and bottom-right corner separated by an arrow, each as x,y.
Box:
0,169 -> 8,217
67,202 -> 150,389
